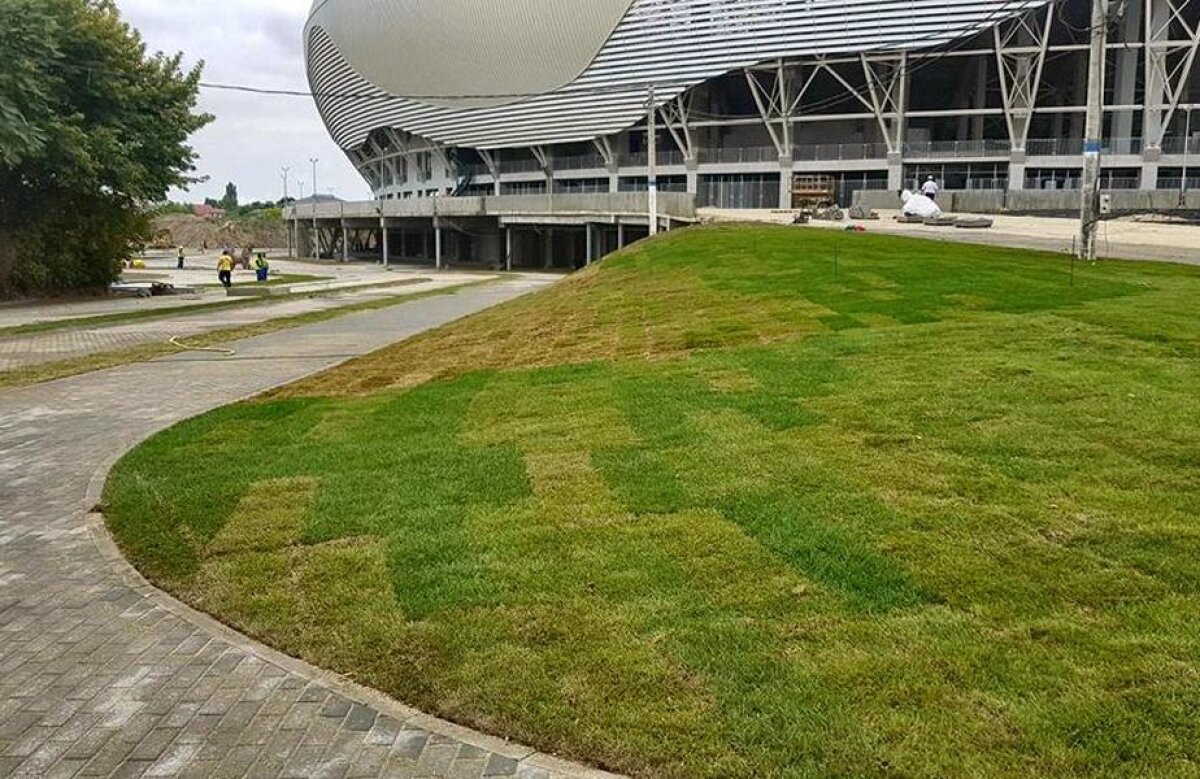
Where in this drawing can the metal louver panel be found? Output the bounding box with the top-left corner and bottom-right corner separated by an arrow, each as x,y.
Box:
306,0 -> 1052,151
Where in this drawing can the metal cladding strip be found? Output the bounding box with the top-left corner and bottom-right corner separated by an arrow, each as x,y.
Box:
306,0 -> 1053,151
307,0 -> 638,109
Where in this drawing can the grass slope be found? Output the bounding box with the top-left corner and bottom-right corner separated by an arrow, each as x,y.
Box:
105,225 -> 1200,778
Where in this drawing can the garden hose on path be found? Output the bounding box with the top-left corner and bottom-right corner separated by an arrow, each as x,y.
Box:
169,336 -> 236,356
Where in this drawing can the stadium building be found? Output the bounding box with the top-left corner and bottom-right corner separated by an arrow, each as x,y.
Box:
292,0 -> 1200,267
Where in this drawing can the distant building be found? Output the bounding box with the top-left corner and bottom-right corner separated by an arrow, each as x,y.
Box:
305,0 -> 1200,206
193,204 -> 226,219
290,194 -> 344,206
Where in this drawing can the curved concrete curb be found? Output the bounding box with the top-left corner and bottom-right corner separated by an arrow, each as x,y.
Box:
0,278 -> 622,779
82,472 -> 617,779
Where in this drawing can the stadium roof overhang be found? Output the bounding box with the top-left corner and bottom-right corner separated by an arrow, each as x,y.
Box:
306,0 -> 1054,151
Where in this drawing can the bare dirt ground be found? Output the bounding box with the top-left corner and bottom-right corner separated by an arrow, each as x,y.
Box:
700,208 -> 1200,266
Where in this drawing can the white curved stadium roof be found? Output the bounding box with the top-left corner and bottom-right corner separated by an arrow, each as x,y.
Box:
306,0 -> 1050,151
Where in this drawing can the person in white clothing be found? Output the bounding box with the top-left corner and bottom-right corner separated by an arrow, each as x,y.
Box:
921,175 -> 940,201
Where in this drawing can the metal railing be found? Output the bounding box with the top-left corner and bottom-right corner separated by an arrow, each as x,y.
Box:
792,142 -> 890,161
619,149 -> 686,167
904,139 -> 1012,157
696,145 -> 779,164
1026,176 -> 1142,191
1159,137 -> 1200,155
285,192 -> 698,221
962,177 -> 1011,190
553,153 -> 606,171
1157,176 -> 1200,190
1025,137 -> 1143,156
498,157 -> 543,174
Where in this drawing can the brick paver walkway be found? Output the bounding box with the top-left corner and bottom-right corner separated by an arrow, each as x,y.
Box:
0,274 -> 485,372
0,278 -> 616,779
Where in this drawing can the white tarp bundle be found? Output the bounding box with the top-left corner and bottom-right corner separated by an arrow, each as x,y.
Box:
900,190 -> 943,218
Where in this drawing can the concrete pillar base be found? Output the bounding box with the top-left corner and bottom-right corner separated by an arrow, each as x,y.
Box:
1142,162 -> 1160,190
887,152 -> 904,192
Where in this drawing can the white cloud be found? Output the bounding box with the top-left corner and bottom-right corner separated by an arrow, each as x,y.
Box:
115,0 -> 371,203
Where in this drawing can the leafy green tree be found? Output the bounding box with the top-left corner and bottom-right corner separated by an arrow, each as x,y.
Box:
0,0 -> 211,295
220,182 -> 238,212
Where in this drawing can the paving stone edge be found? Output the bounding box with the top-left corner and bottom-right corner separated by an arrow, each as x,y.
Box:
70,303 -> 625,779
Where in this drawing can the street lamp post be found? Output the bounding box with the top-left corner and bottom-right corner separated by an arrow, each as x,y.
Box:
310,158 -> 319,259
647,84 -> 658,237
282,167 -> 292,257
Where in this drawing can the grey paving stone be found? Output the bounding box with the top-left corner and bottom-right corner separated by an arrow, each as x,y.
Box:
484,754 -> 521,777
344,704 -> 378,733
448,757 -> 488,779
320,694 -> 353,719
0,277 -> 609,779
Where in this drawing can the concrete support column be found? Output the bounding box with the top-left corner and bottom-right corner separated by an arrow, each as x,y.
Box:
1009,150 -> 1027,191
887,152 -> 905,192
381,218 -> 389,267
617,222 -> 626,249
1144,0 -> 1171,151
434,219 -> 443,270
1112,0 -> 1143,141
778,155 -> 794,209
341,223 -> 349,263
685,156 -> 699,195
543,228 -> 554,269
608,162 -> 620,194
585,223 -> 594,265
1143,146 -> 1162,189
505,226 -> 514,271
972,58 -> 987,141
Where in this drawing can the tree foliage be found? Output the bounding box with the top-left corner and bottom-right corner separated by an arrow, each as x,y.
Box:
0,0 -> 211,295
220,181 -> 238,211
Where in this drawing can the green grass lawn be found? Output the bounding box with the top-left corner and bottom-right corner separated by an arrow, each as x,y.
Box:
201,273 -> 333,288
104,225 -> 1200,777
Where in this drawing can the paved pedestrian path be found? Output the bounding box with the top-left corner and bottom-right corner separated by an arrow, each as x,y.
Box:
0,279 -> 617,779
0,274 -> 486,372
0,259 -> 429,332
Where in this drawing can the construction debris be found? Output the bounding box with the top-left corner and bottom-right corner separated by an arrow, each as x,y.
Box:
812,206 -> 845,221
849,204 -> 880,220
954,217 -> 995,229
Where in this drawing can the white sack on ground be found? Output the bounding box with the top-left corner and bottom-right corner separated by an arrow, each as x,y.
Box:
900,190 -> 943,218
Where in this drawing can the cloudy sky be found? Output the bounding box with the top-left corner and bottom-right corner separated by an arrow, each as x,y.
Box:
115,0 -> 371,204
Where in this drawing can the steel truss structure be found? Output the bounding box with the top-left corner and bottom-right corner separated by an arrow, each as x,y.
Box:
307,0 -> 1200,207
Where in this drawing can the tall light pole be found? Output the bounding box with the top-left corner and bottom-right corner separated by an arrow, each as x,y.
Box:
282,167 -> 291,257
296,179 -> 305,259
1079,0 -> 1108,261
647,84 -> 658,237
310,158 -> 320,259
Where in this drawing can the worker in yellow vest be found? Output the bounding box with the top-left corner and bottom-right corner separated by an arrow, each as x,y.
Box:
217,253 -> 234,289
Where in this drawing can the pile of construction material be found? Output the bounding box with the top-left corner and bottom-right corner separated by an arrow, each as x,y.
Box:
898,191 -> 993,229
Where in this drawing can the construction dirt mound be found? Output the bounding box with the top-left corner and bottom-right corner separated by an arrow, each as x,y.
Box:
152,214 -> 288,250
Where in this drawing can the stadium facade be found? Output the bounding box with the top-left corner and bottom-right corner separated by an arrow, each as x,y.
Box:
305,0 -> 1200,210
